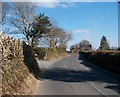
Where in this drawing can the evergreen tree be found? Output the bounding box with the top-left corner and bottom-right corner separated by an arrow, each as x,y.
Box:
31,13 -> 52,48
99,36 -> 110,50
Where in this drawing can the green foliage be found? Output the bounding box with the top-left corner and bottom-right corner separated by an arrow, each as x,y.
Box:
31,13 -> 52,36
34,47 -> 47,59
99,36 -> 110,50
31,13 -> 52,48
34,47 -> 67,60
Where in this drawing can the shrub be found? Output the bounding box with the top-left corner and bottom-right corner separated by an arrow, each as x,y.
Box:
45,48 -> 59,59
117,47 -> 120,50
34,47 -> 47,59
57,47 -> 66,55
34,47 -> 67,60
79,51 -> 120,74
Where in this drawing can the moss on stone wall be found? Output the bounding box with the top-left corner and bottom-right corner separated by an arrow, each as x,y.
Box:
1,35 -> 40,95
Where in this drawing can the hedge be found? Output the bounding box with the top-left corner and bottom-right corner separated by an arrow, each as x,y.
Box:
79,51 -> 120,74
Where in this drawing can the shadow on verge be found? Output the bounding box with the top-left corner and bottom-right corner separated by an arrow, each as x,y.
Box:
23,42 -> 41,79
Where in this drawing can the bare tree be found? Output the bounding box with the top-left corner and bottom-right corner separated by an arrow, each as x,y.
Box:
41,26 -> 71,48
70,44 -> 79,53
1,2 -> 10,33
2,2 -> 9,25
9,2 -> 35,45
0,2 -> 2,33
79,40 -> 92,51
58,29 -> 71,48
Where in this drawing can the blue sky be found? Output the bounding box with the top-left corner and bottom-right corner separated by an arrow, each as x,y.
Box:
35,2 -> 118,50
3,1 -> 118,49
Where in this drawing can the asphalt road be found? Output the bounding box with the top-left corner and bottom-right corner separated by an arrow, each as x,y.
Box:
35,54 -> 120,95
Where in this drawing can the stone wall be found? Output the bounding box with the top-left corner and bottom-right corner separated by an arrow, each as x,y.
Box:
0,35 -> 39,95
1,35 -> 24,62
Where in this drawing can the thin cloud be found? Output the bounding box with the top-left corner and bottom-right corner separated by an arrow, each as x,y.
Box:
34,2 -> 76,8
71,29 -> 90,33
60,2 -> 76,8
1,0 -> 76,8
34,2 -> 59,8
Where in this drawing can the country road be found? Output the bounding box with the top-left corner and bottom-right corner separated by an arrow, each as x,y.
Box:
35,54 -> 120,95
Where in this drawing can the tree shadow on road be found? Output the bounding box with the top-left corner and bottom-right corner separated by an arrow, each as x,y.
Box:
39,55 -> 120,94
79,60 -> 120,94
78,54 -> 120,94
39,67 -> 120,94
40,68 -> 101,82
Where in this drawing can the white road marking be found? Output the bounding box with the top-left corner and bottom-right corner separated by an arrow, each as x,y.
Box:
88,81 -> 106,95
